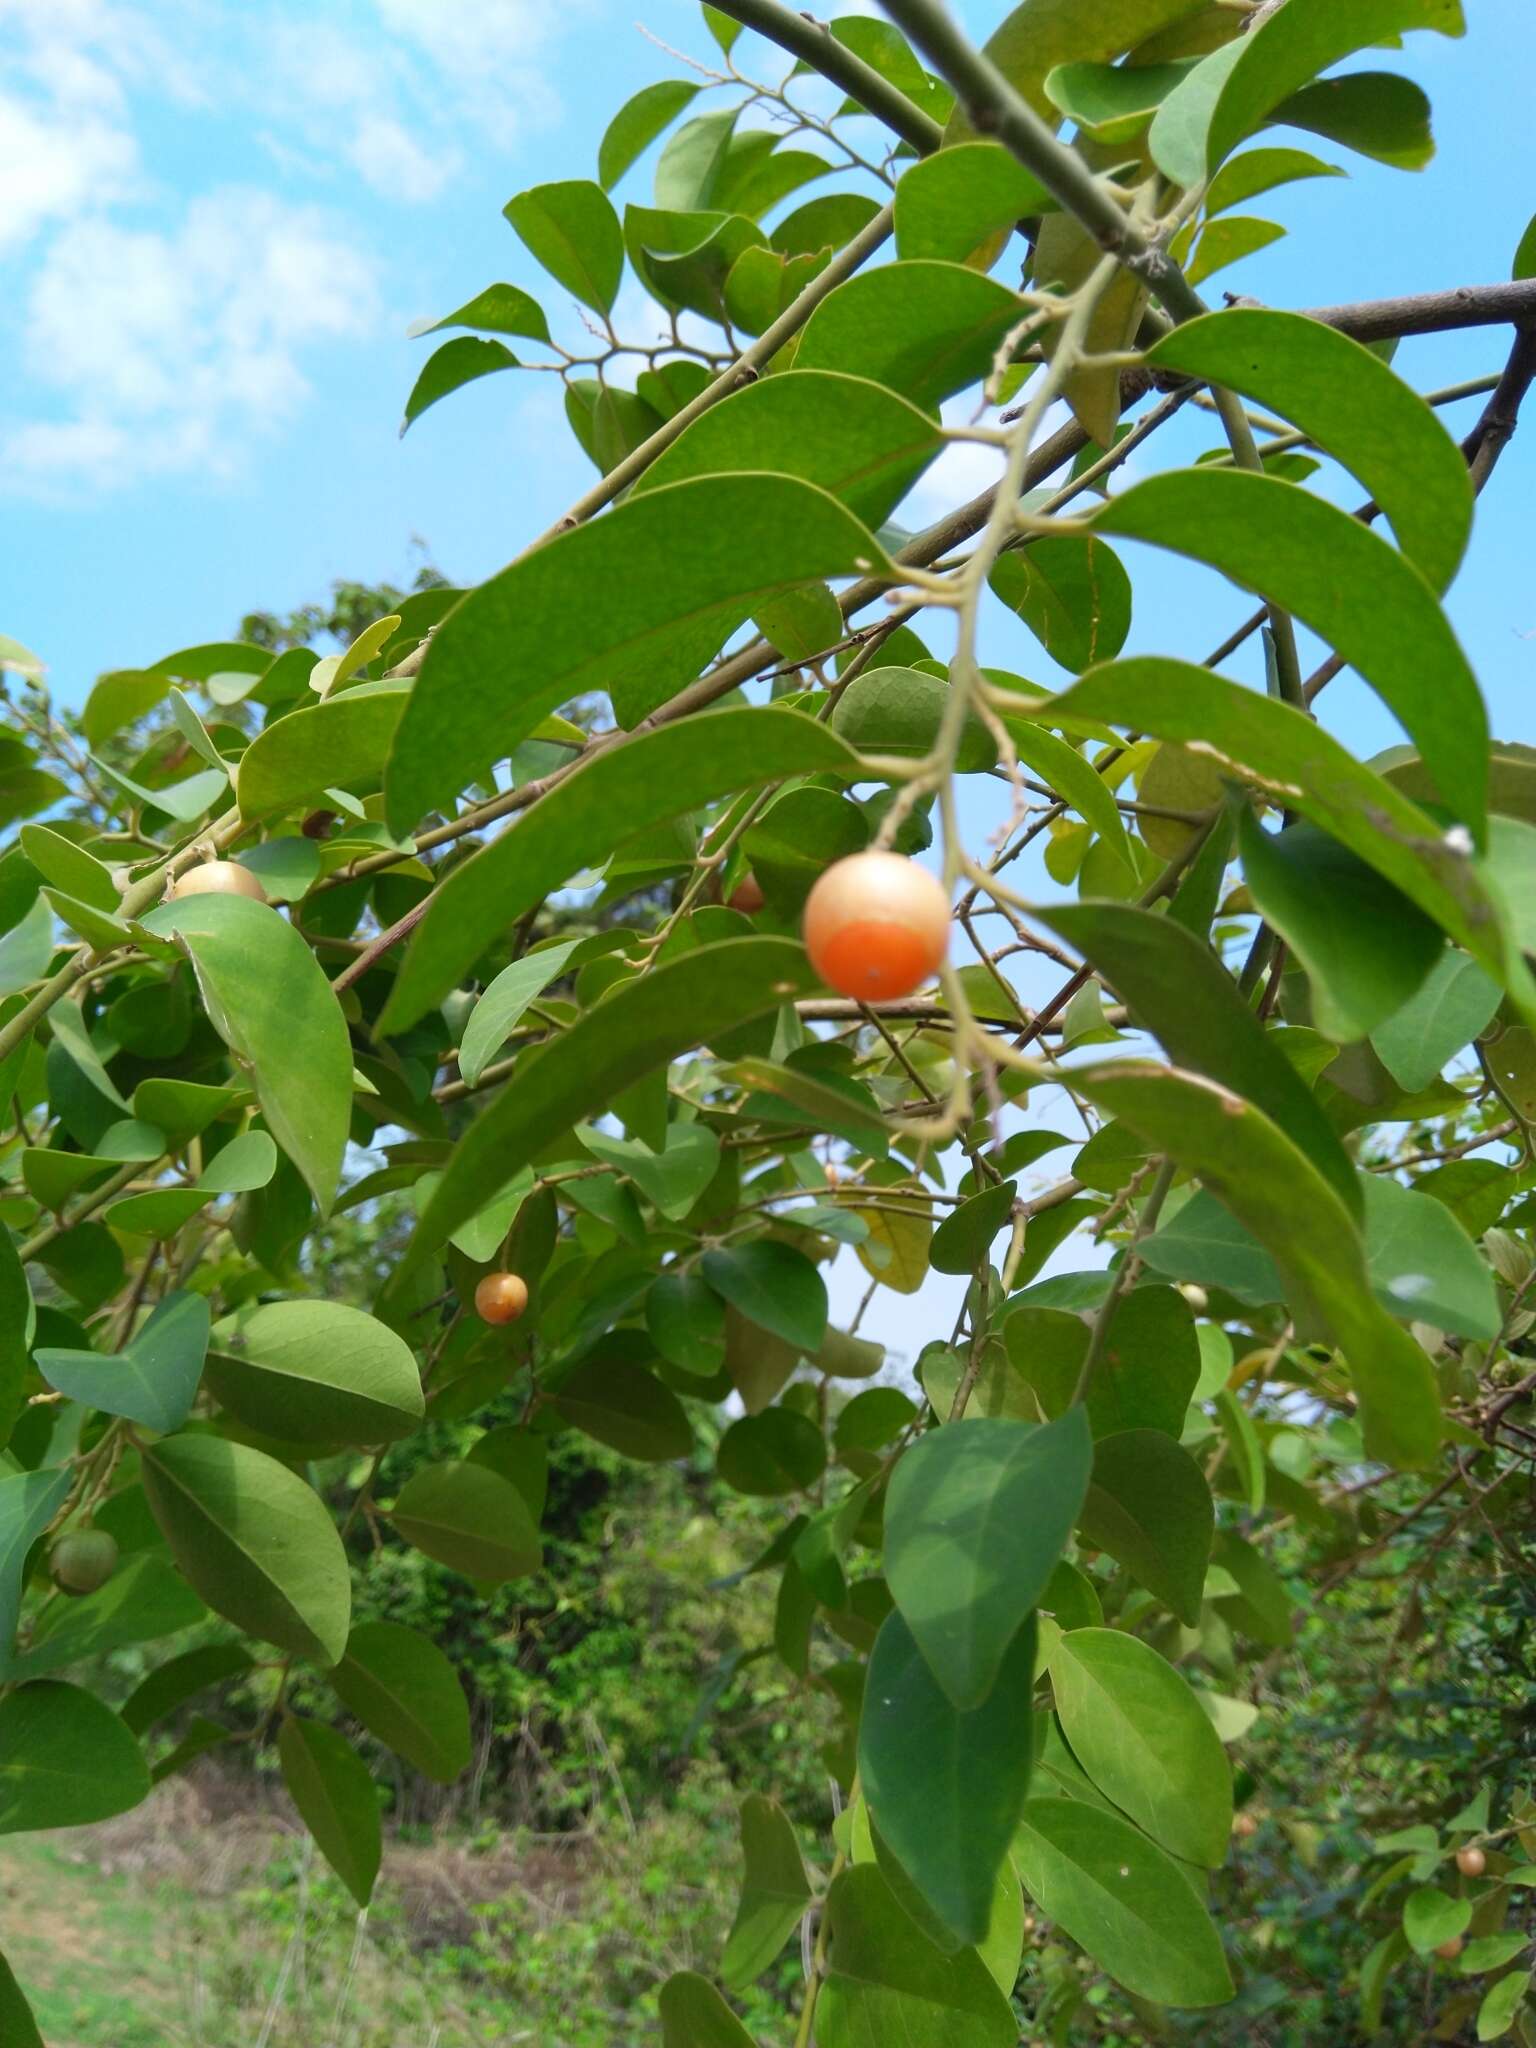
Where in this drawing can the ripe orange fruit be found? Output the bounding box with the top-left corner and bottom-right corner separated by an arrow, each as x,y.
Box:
1456,1845 -> 1486,1877
474,1271 -> 529,1325
1231,1812 -> 1258,1840
1434,1935 -> 1463,1962
728,872 -> 766,914
171,860 -> 266,903
50,1529 -> 119,1597
803,851 -> 949,1002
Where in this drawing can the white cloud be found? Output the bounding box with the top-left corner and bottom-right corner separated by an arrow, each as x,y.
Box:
345,113 -> 457,203
6,189 -> 377,492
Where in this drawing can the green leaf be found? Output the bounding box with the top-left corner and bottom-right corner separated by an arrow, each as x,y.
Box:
120,1642 -> 255,1736
503,180 -> 623,314
1049,1629 -> 1233,1866
1404,1884 -> 1472,1956
998,711 -> 1134,871
383,477 -> 885,835
390,1461 -> 542,1582
599,79 -> 701,190
142,1435 -> 350,1665
703,1242 -> 827,1356
1012,1797 -> 1233,2006
1046,57 -> 1201,142
0,1681 -> 149,1835
816,1865 -> 1018,2048
1461,1936 -> 1529,1977
10,1554 -> 204,1683
893,139 -> 1054,262
717,1408 -> 826,1497
578,1121 -> 721,1222
551,1356 -> 693,1463
968,0 -> 1221,122
36,1291 -> 209,1433
1033,659 -> 1519,995
1371,950 -> 1503,1093
856,1199 -> 934,1295
1205,145 -> 1344,215
19,824 -> 116,910
141,894 -> 352,1214
1034,898 -> 1359,1215
1185,213 -> 1285,287
647,1271 -> 727,1377
861,1608 -> 1036,1945
406,939 -> 820,1267
658,1972 -> 757,2048
410,282 -> 551,344
796,259 -> 1023,415
329,1621 -> 472,1784
1274,71 -> 1435,170
1149,0 -> 1464,186
1360,1171 -> 1499,1340
830,666 -> 995,777
1008,1287 -> 1198,1440
1093,472 -> 1487,839
0,1469 -> 71,1661
1478,1971 -> 1531,2041
930,1181 -> 1016,1276
382,706 -> 857,1031
205,1298 -> 425,1446
1237,812 -> 1445,1041
989,536 -> 1131,677
1075,1064 -> 1441,1465
236,684 -> 407,818
885,1408 -> 1092,1711
1077,1429 -> 1213,1625
0,1949 -> 43,2047
279,1716 -> 380,1907
0,896 -> 56,998
1145,309 -> 1472,592
721,1794 -> 812,1990
654,107 -> 738,209
635,369 -> 941,531
456,939 -> 583,1088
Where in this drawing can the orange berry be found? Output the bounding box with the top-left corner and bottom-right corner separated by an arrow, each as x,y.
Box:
803,851 -> 949,1002
1434,1936 -> 1464,1962
171,860 -> 266,903
474,1271 -> 529,1325
1456,1846 -> 1487,1877
1231,1812 -> 1258,1840
728,872 -> 766,914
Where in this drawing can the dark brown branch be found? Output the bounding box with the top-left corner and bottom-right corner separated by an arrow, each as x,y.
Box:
702,0 -> 944,156
1298,277 -> 1536,344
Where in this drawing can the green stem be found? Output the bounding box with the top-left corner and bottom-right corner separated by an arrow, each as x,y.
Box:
1070,1159 -> 1178,1408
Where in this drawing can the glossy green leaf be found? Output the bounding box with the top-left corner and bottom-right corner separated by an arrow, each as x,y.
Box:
503,180 -> 623,314
1047,56 -> 1200,140
969,0 -> 1221,122
635,370 -> 940,530
401,337 -> 518,431
411,282 -> 551,344
1078,1429 -> 1213,1625
1036,898 -> 1359,1214
1360,1171 -> 1499,1339
205,1298 -> 425,1445
861,1608 -> 1036,1944
817,1865 -> 1018,2048
407,939 -> 819,1266
328,1622 -> 473,1783
19,824 -> 115,910
646,1271 -> 727,1377
1274,71 -> 1435,170
658,1972 -> 758,2048
1050,1629 -> 1232,1866
390,1461 -> 542,1582
551,1356 -> 693,1463
279,1716 -> 380,1907
579,1121 -> 721,1222
721,1794 -> 812,1990
120,1642 -> 254,1736
1205,145 -> 1344,215
0,1949 -> 43,2046
1478,1971 -> 1531,2041
383,707 -> 857,1031
1093,473 -> 1487,838
796,260 -> 1022,415
0,895 -> 54,998
885,1408 -> 1092,1711
142,1435 -> 350,1665
1071,1062 -> 1440,1466
717,1408 -> 826,1497
599,79 -> 700,190
1238,812 -> 1445,1041
703,1241 -> 827,1356
930,1180 -> 1016,1276
1404,1883 -> 1472,1956
893,140 -> 1053,262
37,1291 -> 209,1433
1031,659 -> 1521,998
1370,949 -> 1503,1093
383,477 -> 884,835
990,535 -> 1131,676
455,939 -> 582,1088
1008,1287 -> 1199,1440
1012,1797 -> 1233,2006
0,1469 -> 71,1662
1149,0 -> 1464,185
141,894 -> 352,1214
1146,310 -> 1472,591
0,1681 -> 150,1835
830,666 -> 995,777
236,685 -> 407,818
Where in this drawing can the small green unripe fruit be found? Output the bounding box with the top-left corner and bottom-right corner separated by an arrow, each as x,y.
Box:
49,1529 -> 119,1598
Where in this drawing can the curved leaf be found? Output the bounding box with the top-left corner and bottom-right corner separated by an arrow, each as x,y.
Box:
329,1621 -> 472,1783
0,1681 -> 149,1835
236,685 -> 407,818
795,260 -> 1023,415
279,1716 -> 380,1907
721,1794 -> 812,1990
206,1298 -> 425,1445
390,1462 -> 542,1582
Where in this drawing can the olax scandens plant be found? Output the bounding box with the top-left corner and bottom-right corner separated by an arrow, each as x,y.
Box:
3,1 -> 1536,2041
